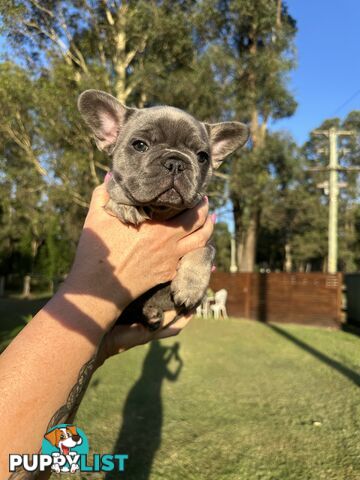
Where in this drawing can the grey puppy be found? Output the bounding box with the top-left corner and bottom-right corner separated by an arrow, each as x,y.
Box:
78,90 -> 248,330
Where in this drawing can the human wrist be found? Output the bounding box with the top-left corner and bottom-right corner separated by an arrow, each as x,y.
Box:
55,274 -> 126,332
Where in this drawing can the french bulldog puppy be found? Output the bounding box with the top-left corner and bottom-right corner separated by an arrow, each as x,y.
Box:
78,90 -> 248,330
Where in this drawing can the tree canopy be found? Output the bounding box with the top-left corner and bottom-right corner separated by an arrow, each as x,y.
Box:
0,0 -> 358,290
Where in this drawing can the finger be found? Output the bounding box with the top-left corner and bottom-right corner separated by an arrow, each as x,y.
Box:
161,310 -> 179,327
177,214 -> 214,256
109,323 -> 153,354
167,197 -> 209,238
154,312 -> 193,339
89,183 -> 109,210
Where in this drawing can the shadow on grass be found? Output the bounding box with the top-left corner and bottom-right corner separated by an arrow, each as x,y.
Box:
268,324 -> 360,388
342,323 -> 360,338
106,340 -> 183,480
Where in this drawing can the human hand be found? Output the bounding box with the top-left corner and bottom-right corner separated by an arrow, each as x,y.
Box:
63,181 -> 213,329
95,310 -> 192,368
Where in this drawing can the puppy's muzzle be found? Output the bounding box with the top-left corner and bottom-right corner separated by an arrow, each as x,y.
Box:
161,150 -> 191,175
162,157 -> 186,175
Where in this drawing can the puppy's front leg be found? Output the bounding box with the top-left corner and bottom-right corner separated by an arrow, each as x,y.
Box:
171,244 -> 215,310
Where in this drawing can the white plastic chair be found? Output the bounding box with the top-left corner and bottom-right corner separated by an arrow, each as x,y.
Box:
196,304 -> 203,317
196,295 -> 210,317
210,289 -> 228,319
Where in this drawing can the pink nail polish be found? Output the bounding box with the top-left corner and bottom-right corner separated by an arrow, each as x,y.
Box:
211,265 -> 216,272
104,171 -> 112,183
211,213 -> 217,223
204,195 -> 208,202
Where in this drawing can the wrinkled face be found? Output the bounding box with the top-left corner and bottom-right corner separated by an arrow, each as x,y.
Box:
112,107 -> 211,208
78,90 -> 249,210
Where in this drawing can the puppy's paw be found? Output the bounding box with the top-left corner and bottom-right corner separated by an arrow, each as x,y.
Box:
170,272 -> 207,310
143,304 -> 164,331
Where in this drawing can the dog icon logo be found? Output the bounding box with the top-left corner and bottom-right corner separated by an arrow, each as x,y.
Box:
44,425 -> 82,455
42,424 -> 89,474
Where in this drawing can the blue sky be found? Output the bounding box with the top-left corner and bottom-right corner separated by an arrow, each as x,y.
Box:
272,0 -> 360,144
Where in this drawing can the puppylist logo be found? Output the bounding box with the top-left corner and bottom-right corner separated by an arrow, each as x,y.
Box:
9,424 -> 128,474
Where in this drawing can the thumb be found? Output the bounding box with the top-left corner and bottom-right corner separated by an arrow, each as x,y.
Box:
89,182 -> 109,210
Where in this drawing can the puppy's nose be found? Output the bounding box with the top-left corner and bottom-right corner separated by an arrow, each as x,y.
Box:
163,158 -> 185,175
72,435 -> 80,442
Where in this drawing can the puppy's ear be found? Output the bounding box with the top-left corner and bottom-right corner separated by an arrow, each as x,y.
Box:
44,429 -> 59,446
67,425 -> 77,436
205,122 -> 249,169
78,90 -> 136,154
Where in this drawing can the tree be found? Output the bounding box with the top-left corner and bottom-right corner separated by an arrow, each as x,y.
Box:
0,0 -> 225,283
0,62 -> 47,282
250,131 -> 327,272
199,0 -> 297,271
212,222 -> 231,271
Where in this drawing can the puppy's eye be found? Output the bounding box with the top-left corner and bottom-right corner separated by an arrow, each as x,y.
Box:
132,140 -> 149,152
197,151 -> 209,164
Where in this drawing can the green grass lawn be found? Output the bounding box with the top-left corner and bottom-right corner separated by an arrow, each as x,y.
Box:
61,317 -> 360,480
1,298 -> 359,479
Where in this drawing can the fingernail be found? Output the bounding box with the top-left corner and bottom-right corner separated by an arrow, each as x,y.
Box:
104,171 -> 112,183
211,265 -> 216,272
211,213 -> 217,224
204,195 -> 208,202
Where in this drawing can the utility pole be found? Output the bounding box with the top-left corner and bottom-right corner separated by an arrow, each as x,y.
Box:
311,127 -> 359,274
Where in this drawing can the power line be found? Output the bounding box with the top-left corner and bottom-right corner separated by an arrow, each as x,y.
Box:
331,87 -> 360,116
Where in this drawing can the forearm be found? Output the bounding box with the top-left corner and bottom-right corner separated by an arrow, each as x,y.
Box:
0,283 -> 122,477
0,184 -> 211,478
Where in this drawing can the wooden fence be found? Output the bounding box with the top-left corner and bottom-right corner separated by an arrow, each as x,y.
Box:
209,272 -> 343,328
